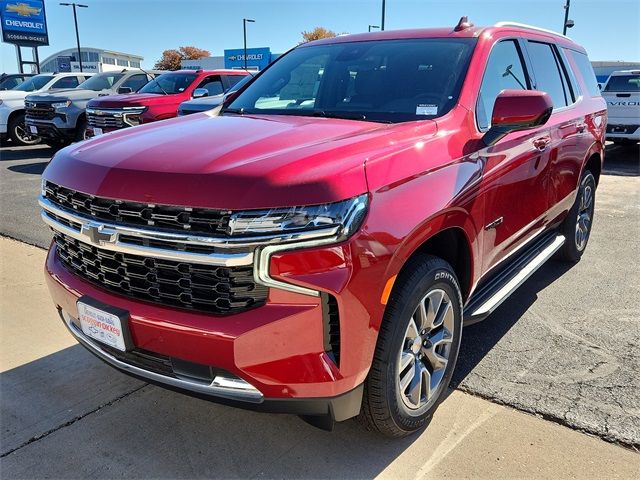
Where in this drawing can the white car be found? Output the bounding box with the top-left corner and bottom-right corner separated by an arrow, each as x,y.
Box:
0,72 -> 92,146
601,69 -> 640,145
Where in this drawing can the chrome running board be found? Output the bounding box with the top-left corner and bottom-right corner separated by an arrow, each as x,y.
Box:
464,234 -> 565,325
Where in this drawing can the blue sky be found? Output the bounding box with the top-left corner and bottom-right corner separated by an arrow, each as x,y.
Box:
2,0 -> 639,72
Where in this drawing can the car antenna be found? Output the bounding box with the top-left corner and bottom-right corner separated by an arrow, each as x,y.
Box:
137,66 -> 169,95
454,16 -> 473,32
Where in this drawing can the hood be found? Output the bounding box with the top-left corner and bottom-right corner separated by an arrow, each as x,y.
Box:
27,88 -> 105,103
44,114 -> 431,210
0,90 -> 28,102
88,92 -> 180,108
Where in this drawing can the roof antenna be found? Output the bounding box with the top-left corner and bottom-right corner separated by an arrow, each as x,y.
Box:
454,16 -> 473,32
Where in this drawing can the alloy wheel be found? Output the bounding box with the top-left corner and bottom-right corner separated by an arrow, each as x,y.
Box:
397,288 -> 454,414
14,122 -> 40,145
575,177 -> 594,251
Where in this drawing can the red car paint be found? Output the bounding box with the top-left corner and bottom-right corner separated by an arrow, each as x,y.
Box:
85,70 -> 249,135
42,25 -> 606,413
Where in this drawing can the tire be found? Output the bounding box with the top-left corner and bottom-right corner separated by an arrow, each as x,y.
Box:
74,116 -> 87,142
556,170 -> 596,262
8,112 -> 41,146
359,254 -> 463,437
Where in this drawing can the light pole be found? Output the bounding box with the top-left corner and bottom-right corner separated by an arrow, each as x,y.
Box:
60,3 -> 88,72
368,25 -> 380,32
243,18 -> 255,71
381,0 -> 386,31
562,0 -> 574,35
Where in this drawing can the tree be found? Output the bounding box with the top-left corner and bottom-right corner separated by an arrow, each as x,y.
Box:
154,46 -> 211,71
300,27 -> 338,43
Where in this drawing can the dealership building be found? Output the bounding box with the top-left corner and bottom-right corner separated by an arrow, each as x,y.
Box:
39,47 -> 143,73
181,47 -> 281,71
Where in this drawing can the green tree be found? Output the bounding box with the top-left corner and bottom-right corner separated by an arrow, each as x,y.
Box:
154,46 -> 211,71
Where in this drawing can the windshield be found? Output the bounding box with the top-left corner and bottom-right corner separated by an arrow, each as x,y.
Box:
13,75 -> 53,92
78,73 -> 124,91
227,38 -> 476,123
138,72 -> 197,94
604,74 -> 640,92
230,75 -> 251,93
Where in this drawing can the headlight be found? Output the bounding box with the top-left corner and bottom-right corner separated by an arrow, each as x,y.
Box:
227,194 -> 368,239
122,106 -> 147,126
52,100 -> 71,110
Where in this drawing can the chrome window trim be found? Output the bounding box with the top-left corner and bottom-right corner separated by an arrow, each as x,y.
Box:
60,310 -> 264,403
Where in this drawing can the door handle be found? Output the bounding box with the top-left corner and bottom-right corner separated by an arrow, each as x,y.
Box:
533,136 -> 551,151
576,123 -> 587,133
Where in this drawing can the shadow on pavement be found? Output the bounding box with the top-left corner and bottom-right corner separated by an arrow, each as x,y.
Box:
603,143 -> 639,177
452,260 -> 575,388
7,161 -> 48,175
0,145 -> 56,162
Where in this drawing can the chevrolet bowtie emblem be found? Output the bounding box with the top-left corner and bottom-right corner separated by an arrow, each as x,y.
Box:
6,2 -> 41,17
81,222 -> 114,244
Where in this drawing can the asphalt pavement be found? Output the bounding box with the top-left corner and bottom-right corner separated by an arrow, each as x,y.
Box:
0,139 -> 639,451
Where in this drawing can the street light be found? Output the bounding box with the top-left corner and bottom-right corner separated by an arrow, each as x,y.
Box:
563,0 -> 574,35
243,18 -> 255,71
381,0 -> 386,31
60,3 -> 88,72
368,25 -> 380,32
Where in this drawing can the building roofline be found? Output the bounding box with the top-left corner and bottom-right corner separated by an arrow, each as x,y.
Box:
40,48 -> 144,66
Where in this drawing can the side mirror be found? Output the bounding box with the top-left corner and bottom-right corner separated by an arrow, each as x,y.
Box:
117,86 -> 133,94
192,88 -> 209,99
483,90 -> 553,146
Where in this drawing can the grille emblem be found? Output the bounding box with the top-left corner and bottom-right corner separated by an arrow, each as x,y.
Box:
81,222 -> 114,245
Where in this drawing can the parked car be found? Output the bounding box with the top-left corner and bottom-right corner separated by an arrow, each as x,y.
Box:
601,69 -> 639,145
0,73 -> 34,91
40,20 -> 605,436
0,72 -> 91,146
24,69 -> 162,146
85,69 -> 250,137
177,74 -> 252,116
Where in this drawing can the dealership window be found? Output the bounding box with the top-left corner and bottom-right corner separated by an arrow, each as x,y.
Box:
130,61 -> 141,68
117,59 -> 129,67
526,41 -> 571,108
476,40 -> 530,130
102,57 -> 116,65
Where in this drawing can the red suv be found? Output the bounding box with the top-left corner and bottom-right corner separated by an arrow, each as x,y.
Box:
40,20 -> 606,436
85,69 -> 249,137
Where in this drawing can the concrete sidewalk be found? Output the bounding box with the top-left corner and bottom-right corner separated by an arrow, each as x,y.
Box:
1,236 -> 638,479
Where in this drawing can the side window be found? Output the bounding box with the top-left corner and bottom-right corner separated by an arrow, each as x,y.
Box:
225,75 -> 245,88
566,49 -> 600,97
52,76 -> 79,89
198,75 -> 224,96
477,40 -> 529,130
121,74 -> 149,92
526,41 -> 570,108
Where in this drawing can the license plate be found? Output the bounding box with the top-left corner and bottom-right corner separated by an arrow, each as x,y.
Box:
29,125 -> 38,134
93,127 -> 103,136
77,300 -> 128,351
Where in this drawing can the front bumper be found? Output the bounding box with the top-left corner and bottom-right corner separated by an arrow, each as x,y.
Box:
25,117 -> 76,140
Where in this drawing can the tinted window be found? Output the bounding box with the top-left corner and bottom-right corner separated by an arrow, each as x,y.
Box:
527,41 -> 570,108
13,75 -> 54,91
228,38 -> 476,123
78,73 -> 124,91
0,76 -> 26,90
226,75 -> 247,88
477,40 -> 529,130
138,72 -> 197,94
121,74 -> 149,92
52,76 -> 79,89
604,74 -> 640,92
198,76 -> 224,96
566,50 -> 600,97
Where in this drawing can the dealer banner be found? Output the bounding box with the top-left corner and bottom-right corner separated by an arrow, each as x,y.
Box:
0,0 -> 49,46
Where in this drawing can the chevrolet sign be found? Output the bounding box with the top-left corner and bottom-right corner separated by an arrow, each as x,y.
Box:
1,0 -> 49,46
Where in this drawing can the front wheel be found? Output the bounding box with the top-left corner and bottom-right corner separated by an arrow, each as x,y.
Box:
8,112 -> 41,146
359,255 -> 463,437
556,170 -> 596,262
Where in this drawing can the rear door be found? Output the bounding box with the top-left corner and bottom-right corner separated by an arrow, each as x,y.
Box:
476,39 -> 553,273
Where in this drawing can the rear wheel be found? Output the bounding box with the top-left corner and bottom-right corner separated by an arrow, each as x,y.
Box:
556,170 -> 596,262
8,112 -> 41,146
359,255 -> 463,437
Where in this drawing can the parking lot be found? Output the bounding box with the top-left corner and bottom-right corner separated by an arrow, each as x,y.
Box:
1,140 -> 639,477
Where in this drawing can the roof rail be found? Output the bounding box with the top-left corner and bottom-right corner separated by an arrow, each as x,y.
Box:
494,21 -> 571,39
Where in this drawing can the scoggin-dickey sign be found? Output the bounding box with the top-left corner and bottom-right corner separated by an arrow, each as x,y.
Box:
0,0 -> 49,46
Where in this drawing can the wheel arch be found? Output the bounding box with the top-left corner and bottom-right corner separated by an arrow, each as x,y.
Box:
7,107 -> 25,126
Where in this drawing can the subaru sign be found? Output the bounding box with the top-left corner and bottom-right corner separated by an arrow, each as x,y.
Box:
0,0 -> 48,46
224,47 -> 271,70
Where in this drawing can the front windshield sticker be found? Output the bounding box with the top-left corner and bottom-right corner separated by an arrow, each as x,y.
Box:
416,104 -> 438,115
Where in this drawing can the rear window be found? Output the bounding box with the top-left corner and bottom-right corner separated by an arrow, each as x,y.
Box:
604,75 -> 640,92
566,50 -> 600,97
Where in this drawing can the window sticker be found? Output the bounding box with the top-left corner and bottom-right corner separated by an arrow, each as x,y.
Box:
416,104 -> 438,115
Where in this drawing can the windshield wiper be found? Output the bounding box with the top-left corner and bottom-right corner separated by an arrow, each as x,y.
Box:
223,107 -> 246,115
312,110 -> 392,123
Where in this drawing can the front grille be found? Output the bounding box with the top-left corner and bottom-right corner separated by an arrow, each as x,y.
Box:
26,103 -> 55,120
44,181 -> 231,236
54,233 -> 267,314
87,111 -> 124,128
